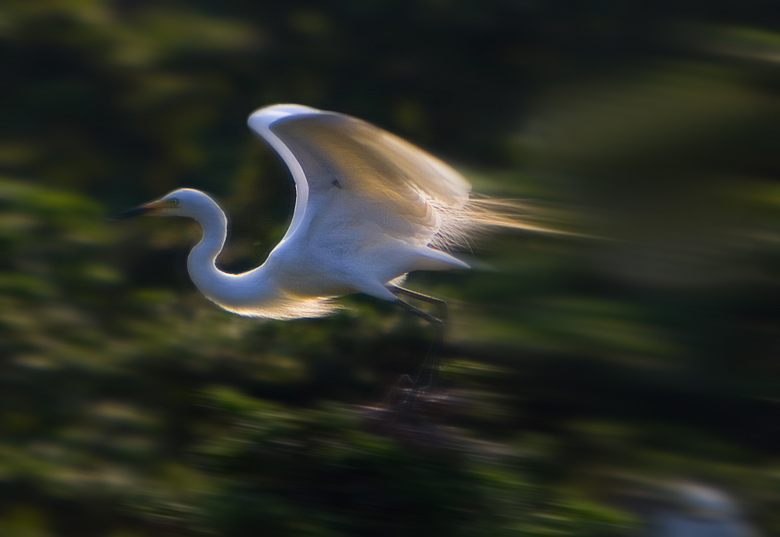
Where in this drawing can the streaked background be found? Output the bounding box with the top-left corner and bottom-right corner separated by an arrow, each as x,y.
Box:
1,1 -> 779,535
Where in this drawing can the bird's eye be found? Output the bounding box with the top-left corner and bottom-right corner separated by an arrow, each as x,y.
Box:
170,198 -> 179,206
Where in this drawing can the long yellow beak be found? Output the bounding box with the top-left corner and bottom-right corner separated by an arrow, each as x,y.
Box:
116,199 -> 176,218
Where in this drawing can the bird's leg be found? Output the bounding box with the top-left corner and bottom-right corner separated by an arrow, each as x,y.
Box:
388,285 -> 448,393
393,298 -> 445,329
388,286 -> 448,326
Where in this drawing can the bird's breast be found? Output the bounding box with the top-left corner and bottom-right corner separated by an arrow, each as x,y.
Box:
264,241 -> 357,297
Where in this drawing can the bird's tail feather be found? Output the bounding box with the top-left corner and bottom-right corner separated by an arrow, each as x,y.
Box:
431,196 -> 567,252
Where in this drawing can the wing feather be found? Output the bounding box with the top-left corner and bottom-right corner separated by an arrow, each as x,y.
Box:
248,105 -> 471,248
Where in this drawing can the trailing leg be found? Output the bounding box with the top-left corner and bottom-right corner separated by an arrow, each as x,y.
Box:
388,285 -> 449,391
388,285 -> 448,327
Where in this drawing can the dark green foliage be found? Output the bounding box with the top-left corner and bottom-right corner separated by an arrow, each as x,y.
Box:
184,388 -> 632,537
1,0 -> 780,535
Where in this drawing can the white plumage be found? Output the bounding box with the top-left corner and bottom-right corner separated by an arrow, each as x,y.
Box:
125,104 -> 534,320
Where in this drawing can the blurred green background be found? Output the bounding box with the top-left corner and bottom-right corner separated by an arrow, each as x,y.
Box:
2,0 -> 780,535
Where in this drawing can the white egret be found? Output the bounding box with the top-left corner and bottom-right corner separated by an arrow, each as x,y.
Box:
123,104 -> 539,325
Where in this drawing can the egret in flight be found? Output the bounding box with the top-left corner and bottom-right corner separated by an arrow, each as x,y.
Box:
122,104 -> 538,326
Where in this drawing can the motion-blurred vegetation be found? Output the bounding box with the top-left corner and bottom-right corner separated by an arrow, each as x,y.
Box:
2,0 -> 780,535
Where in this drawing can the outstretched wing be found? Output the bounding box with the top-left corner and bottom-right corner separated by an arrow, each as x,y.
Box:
247,104 -> 472,249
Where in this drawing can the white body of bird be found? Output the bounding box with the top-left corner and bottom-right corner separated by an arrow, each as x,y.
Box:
125,104 -> 532,320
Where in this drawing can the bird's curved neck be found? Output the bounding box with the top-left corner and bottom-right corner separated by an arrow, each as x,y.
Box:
187,203 -> 229,278
185,201 -> 276,312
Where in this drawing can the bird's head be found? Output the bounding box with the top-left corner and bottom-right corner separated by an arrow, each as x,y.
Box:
119,188 -> 219,220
